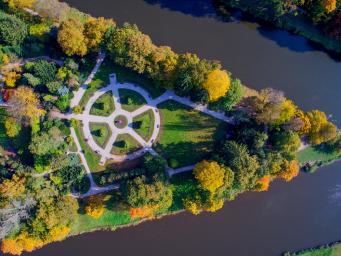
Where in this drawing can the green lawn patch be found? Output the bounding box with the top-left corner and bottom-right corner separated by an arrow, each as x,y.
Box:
133,109 -> 155,141
72,191 -> 132,234
90,91 -> 115,116
89,123 -> 111,148
155,100 -> 228,167
118,89 -> 146,112
285,243 -> 341,256
111,133 -> 142,155
73,121 -> 104,172
79,60 -> 165,109
297,146 -> 341,165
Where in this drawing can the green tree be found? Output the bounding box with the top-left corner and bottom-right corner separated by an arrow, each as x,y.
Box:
121,176 -> 173,211
46,81 -> 62,94
272,130 -> 301,157
0,12 -> 27,46
29,126 -> 65,156
29,60 -> 57,85
106,23 -> 154,73
221,141 -> 260,189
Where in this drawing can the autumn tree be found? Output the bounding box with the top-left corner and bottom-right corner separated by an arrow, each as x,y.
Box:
7,86 -> 45,123
3,71 -> 20,87
202,69 -> 230,102
146,46 -> 178,88
242,88 -> 296,126
85,195 -> 105,219
306,110 -> 337,145
279,160 -> 300,181
84,17 -> 114,50
211,78 -> 244,111
305,0 -> 337,23
254,175 -> 271,192
193,160 -> 226,193
174,53 -> 220,102
4,117 -> 21,137
57,18 -> 87,56
4,0 -> 35,9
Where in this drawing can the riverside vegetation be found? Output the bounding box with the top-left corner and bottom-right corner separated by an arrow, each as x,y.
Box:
0,0 -> 340,255
217,0 -> 341,53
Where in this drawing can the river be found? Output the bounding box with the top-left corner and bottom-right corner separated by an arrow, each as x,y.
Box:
28,0 -> 341,255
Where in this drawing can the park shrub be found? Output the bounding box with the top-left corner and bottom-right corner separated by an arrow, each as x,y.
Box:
85,195 -> 105,219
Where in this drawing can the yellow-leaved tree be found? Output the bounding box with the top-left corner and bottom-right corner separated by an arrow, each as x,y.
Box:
5,117 -> 21,137
193,160 -> 226,193
279,160 -> 300,182
202,69 -> 230,102
85,195 -> 105,219
7,86 -> 45,123
3,71 -> 20,87
306,110 -> 337,145
322,0 -> 337,13
57,18 -> 87,56
1,231 -> 44,255
84,17 -> 114,50
4,0 -> 35,9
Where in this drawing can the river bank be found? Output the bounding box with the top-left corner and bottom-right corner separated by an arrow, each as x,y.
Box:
218,0 -> 341,54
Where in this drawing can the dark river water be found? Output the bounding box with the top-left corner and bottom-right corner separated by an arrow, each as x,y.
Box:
27,0 -> 341,255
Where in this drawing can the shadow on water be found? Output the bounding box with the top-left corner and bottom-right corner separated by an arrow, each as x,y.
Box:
143,0 -> 341,58
143,0 -> 217,18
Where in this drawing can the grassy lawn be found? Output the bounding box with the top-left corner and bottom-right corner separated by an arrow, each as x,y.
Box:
90,91 -> 115,116
297,146 -> 341,165
79,60 -> 113,109
111,133 -> 142,155
89,123 -> 112,148
133,109 -> 155,141
72,191 -> 133,234
73,121 -> 104,172
285,243 -> 341,256
118,89 -> 146,112
79,60 -> 165,109
155,100 -> 228,168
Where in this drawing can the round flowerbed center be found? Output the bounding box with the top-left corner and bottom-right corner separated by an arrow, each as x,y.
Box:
114,115 -> 128,129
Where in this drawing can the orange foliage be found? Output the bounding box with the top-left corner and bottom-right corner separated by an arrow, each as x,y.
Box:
1,232 -> 44,255
322,0 -> 337,13
129,205 -> 156,219
279,160 -> 300,182
254,175 -> 271,192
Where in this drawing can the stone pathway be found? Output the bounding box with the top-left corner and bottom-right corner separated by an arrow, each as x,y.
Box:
71,51 -> 106,108
55,66 -> 237,197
